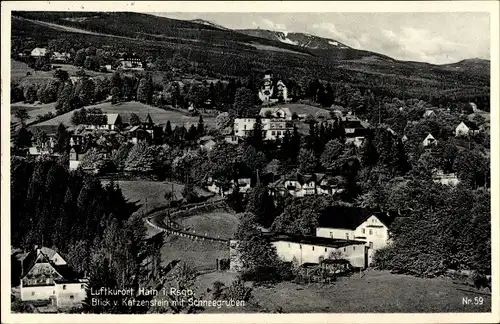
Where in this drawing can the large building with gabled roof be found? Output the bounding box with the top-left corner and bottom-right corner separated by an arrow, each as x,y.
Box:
316,206 -> 396,266
18,247 -> 87,308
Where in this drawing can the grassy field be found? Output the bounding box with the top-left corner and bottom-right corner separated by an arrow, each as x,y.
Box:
11,59 -> 109,85
11,102 -> 56,124
158,234 -> 230,271
102,180 -> 184,215
31,101 -> 216,128
275,103 -> 330,116
176,212 -> 240,240
192,270 -> 492,313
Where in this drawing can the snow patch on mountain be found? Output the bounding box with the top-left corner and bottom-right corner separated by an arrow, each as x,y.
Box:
328,40 -> 339,47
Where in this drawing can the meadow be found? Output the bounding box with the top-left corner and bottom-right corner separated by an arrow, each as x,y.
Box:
11,59 -> 109,85
11,102 -> 56,125
31,101 -> 217,128
194,270 -> 492,313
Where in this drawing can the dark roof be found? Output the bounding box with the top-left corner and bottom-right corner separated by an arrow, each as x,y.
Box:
343,120 -> 364,129
22,249 -> 81,282
264,232 -> 365,248
143,113 -> 154,125
52,265 -> 81,282
318,206 -> 394,230
462,120 -> 479,130
321,259 -> 350,264
345,128 -> 369,138
284,172 -> 326,185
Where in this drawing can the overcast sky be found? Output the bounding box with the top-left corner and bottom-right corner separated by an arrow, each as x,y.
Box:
154,12 -> 490,64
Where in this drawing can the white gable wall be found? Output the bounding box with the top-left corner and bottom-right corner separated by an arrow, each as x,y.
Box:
272,240 -> 366,268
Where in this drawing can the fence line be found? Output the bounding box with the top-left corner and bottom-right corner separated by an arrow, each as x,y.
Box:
145,198 -> 230,245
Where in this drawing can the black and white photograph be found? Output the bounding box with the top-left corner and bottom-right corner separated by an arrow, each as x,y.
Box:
1,1 -> 499,322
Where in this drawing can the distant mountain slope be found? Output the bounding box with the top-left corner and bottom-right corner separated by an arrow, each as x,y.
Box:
11,11 -> 490,109
238,29 -> 351,49
190,19 -> 231,31
237,28 -> 395,61
441,58 -> 490,74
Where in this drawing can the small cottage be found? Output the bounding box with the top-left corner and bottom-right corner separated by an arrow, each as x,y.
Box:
422,133 -> 437,147
455,121 -> 479,137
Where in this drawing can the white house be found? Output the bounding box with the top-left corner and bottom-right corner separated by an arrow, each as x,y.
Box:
83,113 -> 122,131
198,135 -> 217,152
315,206 -> 394,266
224,135 -> 240,145
270,173 -> 345,197
230,233 -> 367,272
259,107 -> 292,120
343,118 -> 369,148
422,133 -> 437,147
455,121 -> 479,137
423,109 -> 436,118
119,54 -> 143,70
233,117 -> 293,141
206,177 -> 252,197
433,170 -> 460,186
69,148 -> 87,171
275,80 -> 289,102
258,71 -> 274,103
20,247 -> 87,309
52,52 -> 71,62
31,47 -> 48,57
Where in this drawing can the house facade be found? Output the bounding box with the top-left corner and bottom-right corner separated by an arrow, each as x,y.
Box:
31,47 -> 47,57
119,54 -> 143,70
259,107 -> 293,120
342,116 -> 369,147
316,207 -> 393,266
233,117 -> 293,141
423,109 -> 436,118
69,148 -> 87,171
270,173 -> 345,197
455,121 -> 479,137
84,113 -> 122,131
229,234 -> 367,272
422,133 -> 437,147
19,247 -> 87,309
258,71 -> 274,103
206,177 -> 252,197
433,170 -> 460,186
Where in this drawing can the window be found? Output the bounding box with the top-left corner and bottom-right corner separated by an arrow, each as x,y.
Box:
299,245 -> 302,249
369,242 -> 373,248
369,229 -> 373,235
346,233 -> 350,240
353,246 -> 356,251
325,248 -> 327,253
70,295 -> 74,300
31,292 -> 35,296
81,284 -> 84,289
63,285 -> 67,290
330,232 -> 333,238
288,243 -> 290,248
272,131 -> 276,135
343,247 -> 346,252
362,228 -> 365,234
312,246 -> 315,251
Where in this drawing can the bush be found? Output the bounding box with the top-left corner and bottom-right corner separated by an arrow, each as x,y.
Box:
211,281 -> 225,300
222,280 -> 252,302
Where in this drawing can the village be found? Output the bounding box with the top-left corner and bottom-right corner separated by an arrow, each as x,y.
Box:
9,11 -> 492,315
